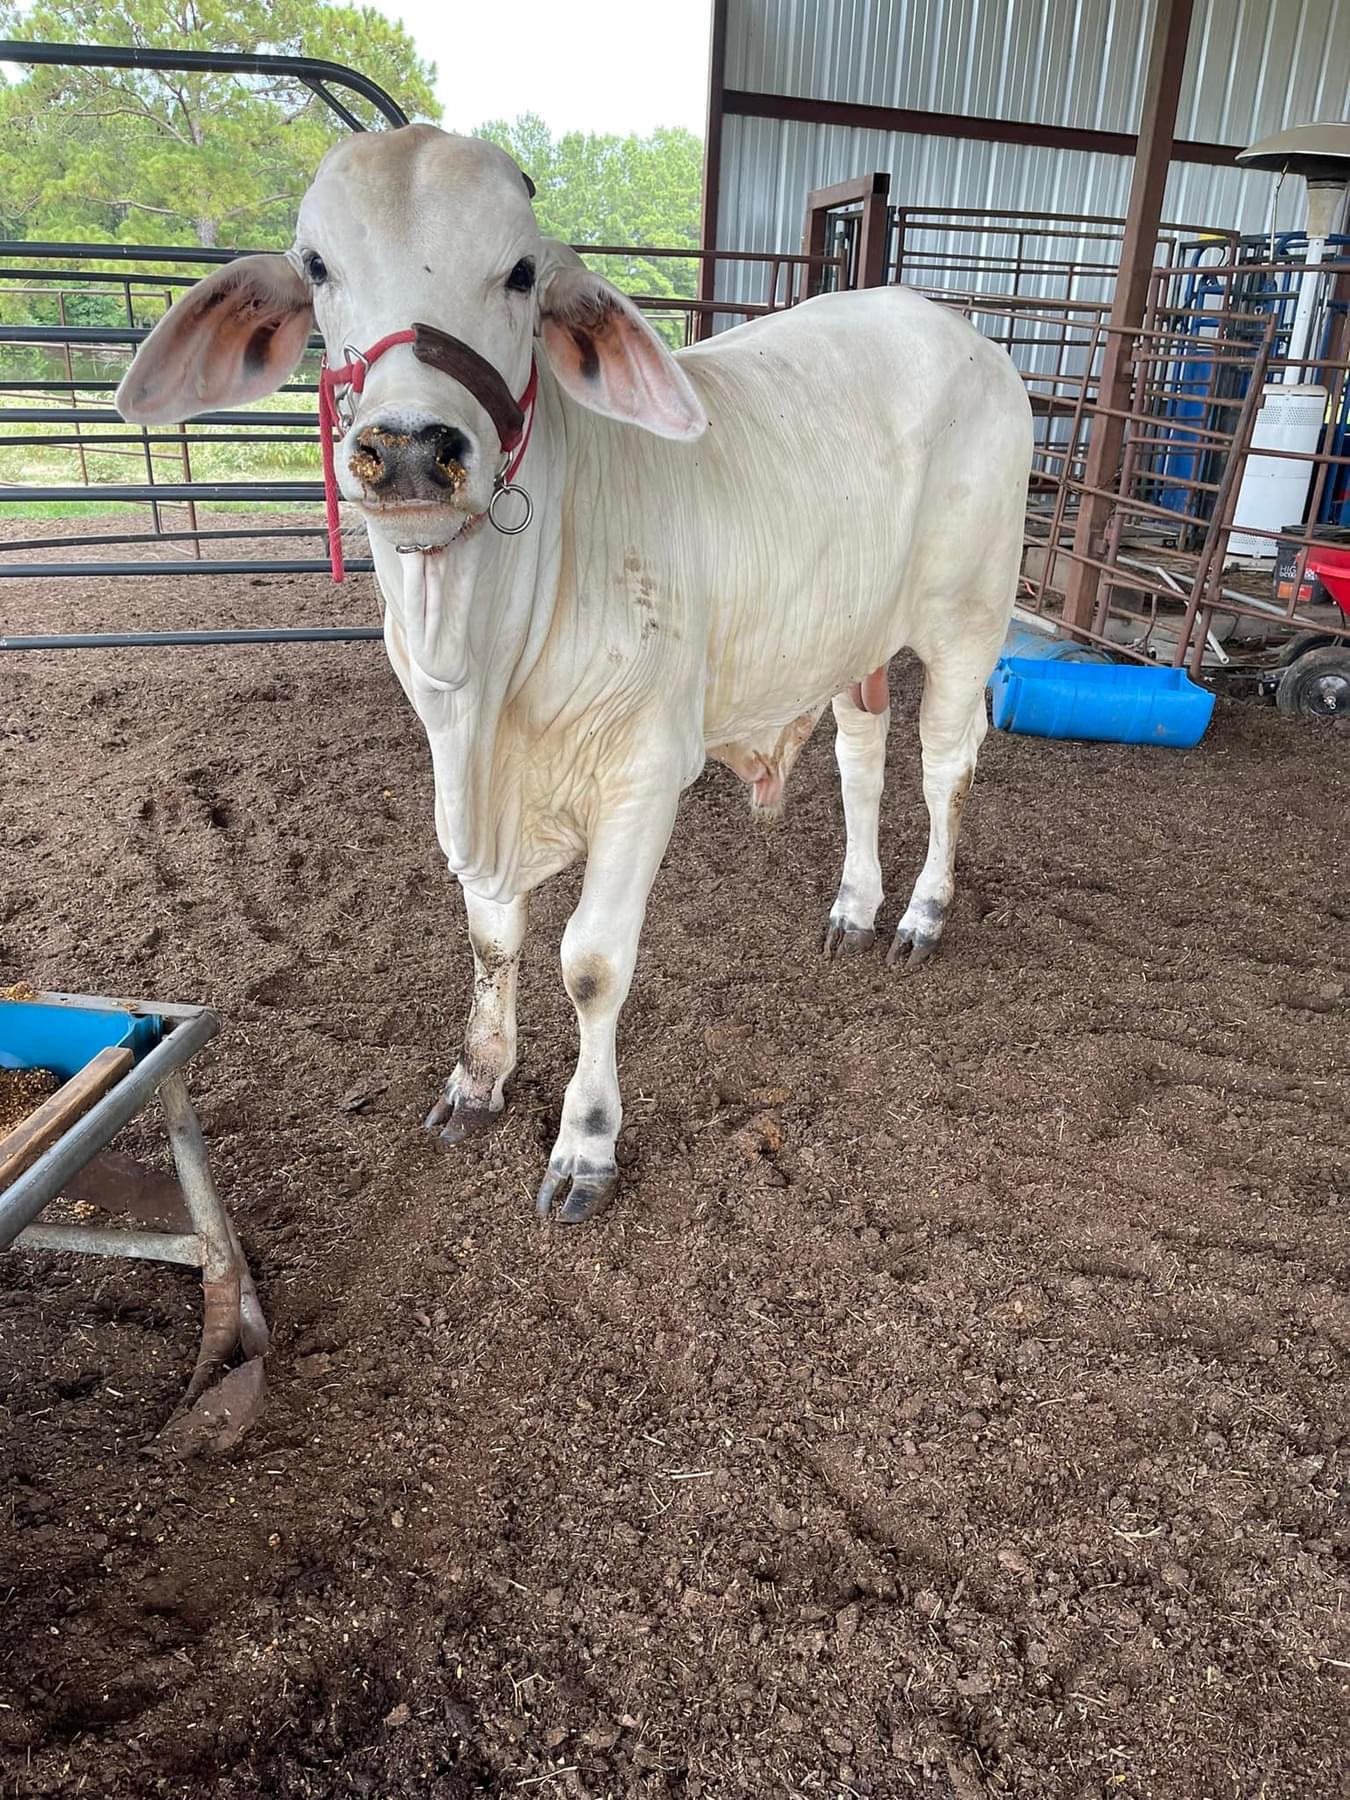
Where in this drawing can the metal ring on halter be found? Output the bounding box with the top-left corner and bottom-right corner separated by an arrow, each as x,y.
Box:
488,480 -> 533,535
335,345 -> 370,425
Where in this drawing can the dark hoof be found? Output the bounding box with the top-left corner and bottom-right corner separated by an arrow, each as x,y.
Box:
886,928 -> 941,970
823,921 -> 877,960
423,1094 -> 499,1146
536,1160 -> 618,1224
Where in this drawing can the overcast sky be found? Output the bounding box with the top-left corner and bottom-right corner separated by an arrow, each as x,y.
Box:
368,0 -> 713,137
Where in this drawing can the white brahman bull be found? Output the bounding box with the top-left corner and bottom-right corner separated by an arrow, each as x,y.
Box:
118,126 -> 1033,1223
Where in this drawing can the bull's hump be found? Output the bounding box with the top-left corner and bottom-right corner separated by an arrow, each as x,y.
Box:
315,126 -> 526,209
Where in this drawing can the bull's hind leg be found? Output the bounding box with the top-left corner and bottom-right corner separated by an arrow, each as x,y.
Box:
888,644 -> 995,969
426,889 -> 527,1144
824,685 -> 891,957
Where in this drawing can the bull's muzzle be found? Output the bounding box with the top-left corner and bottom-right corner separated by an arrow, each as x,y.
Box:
318,327 -> 537,581
350,419 -> 473,504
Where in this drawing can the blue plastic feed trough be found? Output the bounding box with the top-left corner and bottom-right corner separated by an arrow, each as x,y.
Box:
0,994 -> 161,1078
990,658 -> 1216,747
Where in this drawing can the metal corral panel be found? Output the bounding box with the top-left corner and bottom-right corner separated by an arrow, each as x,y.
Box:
715,0 -> 1350,312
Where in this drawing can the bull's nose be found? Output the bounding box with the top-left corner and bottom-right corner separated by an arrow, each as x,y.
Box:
350,421 -> 472,500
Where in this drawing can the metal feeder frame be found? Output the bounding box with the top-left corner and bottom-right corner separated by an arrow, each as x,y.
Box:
0,992 -> 266,1409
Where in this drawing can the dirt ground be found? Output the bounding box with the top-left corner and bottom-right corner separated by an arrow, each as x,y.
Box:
1,522 -> 1347,1799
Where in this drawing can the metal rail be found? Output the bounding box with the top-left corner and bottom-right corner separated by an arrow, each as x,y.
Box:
0,40 -> 845,648
2,627 -> 383,648
0,37 -> 401,632
0,39 -> 410,129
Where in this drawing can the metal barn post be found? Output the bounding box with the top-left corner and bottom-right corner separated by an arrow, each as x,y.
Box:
1061,0 -> 1196,638
696,0 -> 730,341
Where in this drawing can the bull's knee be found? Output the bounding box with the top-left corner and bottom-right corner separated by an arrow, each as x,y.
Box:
563,948 -> 614,1015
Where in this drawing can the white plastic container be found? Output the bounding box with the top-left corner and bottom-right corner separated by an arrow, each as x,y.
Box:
1228,384 -> 1327,559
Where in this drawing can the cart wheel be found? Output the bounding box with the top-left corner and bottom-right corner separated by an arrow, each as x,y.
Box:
1277,629 -> 1338,667
1275,645 -> 1350,719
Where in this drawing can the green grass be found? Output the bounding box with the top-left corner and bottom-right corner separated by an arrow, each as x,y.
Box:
0,496 -> 316,520
0,499 -> 118,518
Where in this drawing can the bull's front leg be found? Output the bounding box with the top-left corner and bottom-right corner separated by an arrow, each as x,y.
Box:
536,788 -> 680,1224
425,888 -> 528,1145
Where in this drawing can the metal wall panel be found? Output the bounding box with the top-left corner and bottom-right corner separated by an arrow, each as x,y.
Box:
724,0 -> 1348,142
715,0 -> 1350,313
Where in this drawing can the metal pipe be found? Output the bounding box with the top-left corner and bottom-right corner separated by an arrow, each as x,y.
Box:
159,1072 -> 233,1284
0,435 -> 316,450
0,407 -> 317,425
0,239 -> 238,265
0,627 -> 382,650
0,39 -> 409,128
0,267 -> 208,287
14,1223 -> 203,1266
1,238 -> 818,269
0,482 -> 320,502
1,525 -> 328,552
1178,322 -> 1276,673
301,77 -> 365,134
0,325 -> 147,345
36,989 -> 205,1024
0,379 -> 313,394
1284,235 -> 1329,383
0,562 -> 373,582
0,1009 -> 218,1248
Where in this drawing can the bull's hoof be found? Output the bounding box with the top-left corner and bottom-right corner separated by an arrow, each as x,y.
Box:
535,1157 -> 618,1225
424,1090 -> 501,1147
823,919 -> 877,960
887,899 -> 947,970
886,927 -> 941,970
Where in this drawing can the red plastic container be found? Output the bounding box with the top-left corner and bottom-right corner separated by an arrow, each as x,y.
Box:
1275,534 -> 1350,617
1307,547 -> 1350,614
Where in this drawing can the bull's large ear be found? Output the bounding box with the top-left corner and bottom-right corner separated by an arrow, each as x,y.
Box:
116,254 -> 313,424
536,242 -> 707,441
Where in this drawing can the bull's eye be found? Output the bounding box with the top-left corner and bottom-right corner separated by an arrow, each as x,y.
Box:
304,252 -> 329,287
505,258 -> 535,294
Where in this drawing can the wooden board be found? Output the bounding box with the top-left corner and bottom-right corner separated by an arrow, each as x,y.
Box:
0,1045 -> 134,1191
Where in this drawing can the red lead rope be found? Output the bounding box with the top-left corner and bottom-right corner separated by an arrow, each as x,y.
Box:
318,331 -> 538,584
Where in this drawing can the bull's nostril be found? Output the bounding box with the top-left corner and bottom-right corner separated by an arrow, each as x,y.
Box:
351,428 -> 391,489
423,425 -> 471,488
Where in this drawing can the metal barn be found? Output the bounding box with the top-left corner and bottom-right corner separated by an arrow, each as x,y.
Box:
692,0 -> 1350,701
702,0 -> 1350,313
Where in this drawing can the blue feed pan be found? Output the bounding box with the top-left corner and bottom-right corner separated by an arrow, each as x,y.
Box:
0,996 -> 162,1079
989,657 -> 1215,747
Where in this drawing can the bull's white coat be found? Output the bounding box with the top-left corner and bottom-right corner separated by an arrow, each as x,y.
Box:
118,127 -> 1033,1222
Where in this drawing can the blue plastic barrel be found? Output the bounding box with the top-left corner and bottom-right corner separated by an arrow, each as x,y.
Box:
1000,623 -> 1112,664
989,658 -> 1215,747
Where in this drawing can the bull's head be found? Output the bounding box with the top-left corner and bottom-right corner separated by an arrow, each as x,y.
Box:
116,126 -> 707,554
